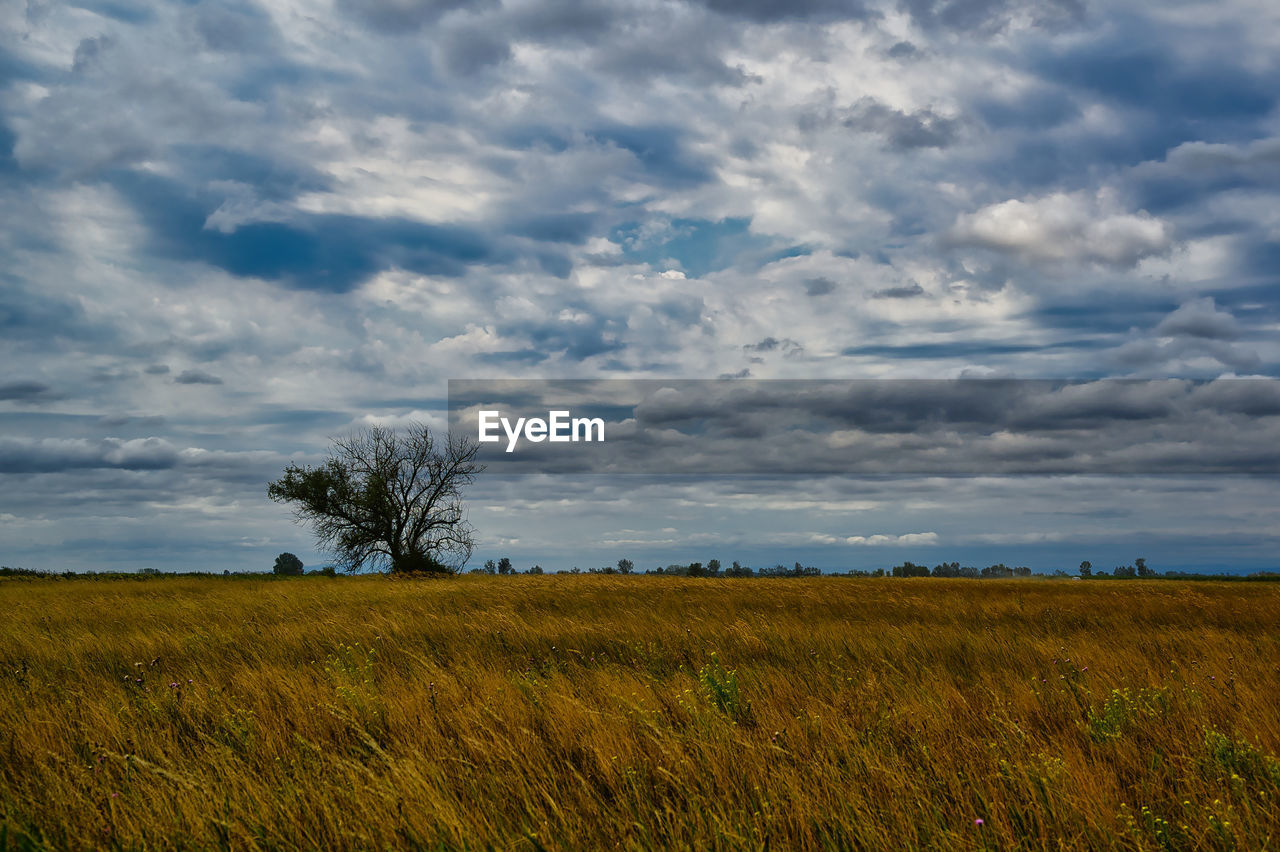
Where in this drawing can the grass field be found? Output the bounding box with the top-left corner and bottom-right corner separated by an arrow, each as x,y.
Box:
2,575 -> 1278,850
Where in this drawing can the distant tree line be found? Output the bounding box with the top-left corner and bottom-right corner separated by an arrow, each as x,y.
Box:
5,556 -> 1278,582
457,555 -> 1280,582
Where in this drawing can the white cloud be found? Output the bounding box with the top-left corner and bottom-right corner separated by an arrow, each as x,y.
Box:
948,190 -> 1172,267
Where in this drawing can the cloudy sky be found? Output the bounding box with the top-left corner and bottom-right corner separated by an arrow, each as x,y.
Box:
2,0 -> 1279,574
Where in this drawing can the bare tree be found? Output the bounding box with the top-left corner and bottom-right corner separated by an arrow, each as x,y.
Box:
268,423 -> 482,574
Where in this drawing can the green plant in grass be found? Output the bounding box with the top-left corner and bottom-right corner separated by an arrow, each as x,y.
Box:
698,653 -> 752,724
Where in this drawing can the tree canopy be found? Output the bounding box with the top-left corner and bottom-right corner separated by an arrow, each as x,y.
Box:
272,552 -> 304,575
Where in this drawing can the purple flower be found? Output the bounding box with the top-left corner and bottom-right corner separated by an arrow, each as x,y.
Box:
974,818 -> 984,826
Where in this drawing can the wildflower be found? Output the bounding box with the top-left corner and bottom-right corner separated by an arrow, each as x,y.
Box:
974,818 -> 984,826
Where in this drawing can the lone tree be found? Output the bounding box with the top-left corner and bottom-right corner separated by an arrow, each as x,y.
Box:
268,423 -> 483,574
273,552 -> 304,575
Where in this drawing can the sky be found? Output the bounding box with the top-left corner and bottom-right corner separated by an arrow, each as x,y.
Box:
2,0 -> 1279,575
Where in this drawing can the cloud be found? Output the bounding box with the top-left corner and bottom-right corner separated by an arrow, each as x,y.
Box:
811,531 -> 940,546
901,0 -> 1085,34
1155,298 -> 1240,341
948,191 -> 1172,267
174,369 -> 224,385
843,97 -> 961,150
1110,338 -> 1261,374
336,0 -> 486,33
804,277 -> 837,297
694,0 -> 873,22
871,282 -> 926,299
0,381 -> 56,402
439,24 -> 513,75
0,437 -> 180,473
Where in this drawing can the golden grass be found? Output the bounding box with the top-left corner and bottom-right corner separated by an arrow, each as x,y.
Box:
2,575 -> 1278,850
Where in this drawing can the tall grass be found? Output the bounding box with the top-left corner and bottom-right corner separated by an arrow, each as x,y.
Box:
1,575 -> 1277,850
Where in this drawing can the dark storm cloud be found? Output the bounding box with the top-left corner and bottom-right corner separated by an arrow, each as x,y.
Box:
174,369 -> 224,385
1155,299 -> 1240,341
1110,338 -> 1262,374
871,282 -> 925,299
694,0 -> 873,22
0,381 -> 56,402
843,98 -> 961,150
743,337 -> 802,354
475,349 -> 551,366
497,313 -> 627,362
439,24 -> 513,75
72,36 -> 114,73
336,0 -> 489,33
98,414 -> 167,429
0,437 -> 181,473
498,0 -> 617,42
744,337 -> 781,352
901,0 -> 1084,34
804,277 -> 837,297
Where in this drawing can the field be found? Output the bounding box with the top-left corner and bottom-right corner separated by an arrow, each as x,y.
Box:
2,575 -> 1278,850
